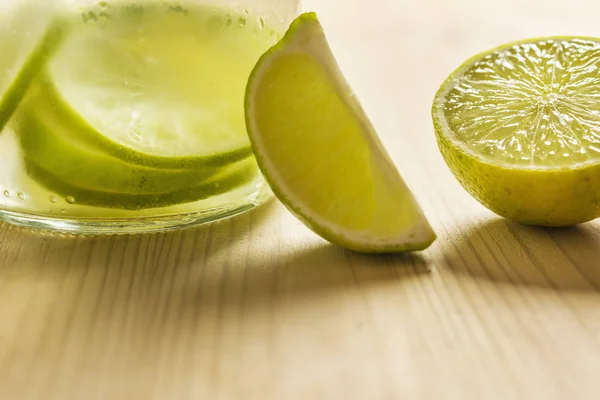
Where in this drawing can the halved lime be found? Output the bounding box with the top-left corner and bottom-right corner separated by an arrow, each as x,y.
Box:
26,157 -> 257,211
0,3 -> 69,132
18,101 -> 221,194
433,37 -> 600,226
31,2 -> 275,168
245,13 -> 435,253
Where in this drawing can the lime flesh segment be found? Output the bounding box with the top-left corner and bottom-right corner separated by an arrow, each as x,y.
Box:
25,158 -> 257,211
245,13 -> 435,253
439,38 -> 600,167
18,105 -> 222,194
433,37 -> 600,226
36,3 -> 275,168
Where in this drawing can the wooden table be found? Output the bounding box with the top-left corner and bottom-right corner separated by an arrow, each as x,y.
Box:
1,0 -> 600,398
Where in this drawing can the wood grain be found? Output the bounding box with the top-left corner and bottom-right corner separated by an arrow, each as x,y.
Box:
1,0 -> 600,398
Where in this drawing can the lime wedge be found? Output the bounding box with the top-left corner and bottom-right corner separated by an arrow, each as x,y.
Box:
245,13 -> 435,253
32,3 -> 274,168
18,103 -> 221,194
0,4 -> 70,132
25,157 -> 257,211
433,37 -> 600,226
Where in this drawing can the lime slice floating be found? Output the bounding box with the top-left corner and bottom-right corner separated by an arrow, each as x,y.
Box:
9,3 -> 270,211
0,3 -> 70,132
433,37 -> 600,226
245,13 -> 435,253
33,77 -> 252,169
25,157 -> 257,211
32,3 -> 275,168
18,100 -> 221,194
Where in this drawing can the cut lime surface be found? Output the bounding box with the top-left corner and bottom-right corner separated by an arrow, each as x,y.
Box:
33,2 -> 275,168
18,103 -> 221,194
433,37 -> 600,226
245,13 -> 435,253
26,157 -> 257,211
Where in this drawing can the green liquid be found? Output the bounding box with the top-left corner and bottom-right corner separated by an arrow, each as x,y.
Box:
0,1 -> 278,218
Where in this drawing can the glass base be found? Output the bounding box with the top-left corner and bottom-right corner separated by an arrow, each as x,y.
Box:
0,187 -> 273,235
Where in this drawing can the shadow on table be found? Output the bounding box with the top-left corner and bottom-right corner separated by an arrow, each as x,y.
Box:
193,244 -> 430,308
442,218 -> 600,292
0,199 -> 277,259
0,200 -> 280,307
0,198 -> 430,311
0,199 -> 432,385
